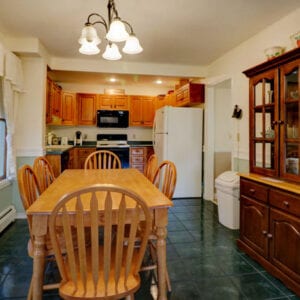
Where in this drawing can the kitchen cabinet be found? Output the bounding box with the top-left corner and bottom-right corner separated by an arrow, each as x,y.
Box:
238,174 -> 300,295
46,77 -> 62,124
77,93 -> 97,125
45,150 -> 69,177
174,83 -> 205,107
155,95 -> 168,110
68,147 -> 75,169
61,92 -> 77,126
129,96 -> 155,127
130,146 -> 154,173
74,147 -> 96,169
97,94 -> 129,110
244,47 -> 300,182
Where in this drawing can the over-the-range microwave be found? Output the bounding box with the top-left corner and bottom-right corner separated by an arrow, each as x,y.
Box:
96,110 -> 129,128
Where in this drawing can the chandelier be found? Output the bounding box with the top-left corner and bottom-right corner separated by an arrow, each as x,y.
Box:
78,0 -> 143,60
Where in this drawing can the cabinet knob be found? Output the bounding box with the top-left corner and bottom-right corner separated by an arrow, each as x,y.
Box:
283,201 -> 289,207
267,233 -> 273,239
249,188 -> 255,194
262,230 -> 268,236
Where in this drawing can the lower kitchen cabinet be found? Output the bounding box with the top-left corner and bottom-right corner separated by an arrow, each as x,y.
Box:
130,146 -> 154,174
46,150 -> 69,177
74,147 -> 96,169
238,176 -> 300,295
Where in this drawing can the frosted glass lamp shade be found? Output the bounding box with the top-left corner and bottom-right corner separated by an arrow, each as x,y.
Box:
122,35 -> 143,54
106,18 -> 129,42
79,42 -> 100,55
102,43 -> 122,60
78,25 -> 101,45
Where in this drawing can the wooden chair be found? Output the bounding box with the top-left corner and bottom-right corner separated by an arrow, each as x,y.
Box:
49,184 -> 152,300
17,165 -> 60,299
152,160 -> 177,200
33,156 -> 56,193
142,160 -> 177,292
84,150 -> 122,169
144,154 -> 158,182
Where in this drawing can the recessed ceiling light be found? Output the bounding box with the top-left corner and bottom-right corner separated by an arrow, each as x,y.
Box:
109,77 -> 117,82
156,79 -> 162,84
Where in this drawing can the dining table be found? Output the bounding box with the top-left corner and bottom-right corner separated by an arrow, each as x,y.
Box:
26,168 -> 173,300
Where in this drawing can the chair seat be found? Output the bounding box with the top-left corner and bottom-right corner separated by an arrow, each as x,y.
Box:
59,246 -> 141,300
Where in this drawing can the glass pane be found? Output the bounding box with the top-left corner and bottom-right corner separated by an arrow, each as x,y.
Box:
286,102 -> 299,138
265,106 -> 275,138
255,111 -> 263,138
285,143 -> 299,175
265,81 -> 274,104
255,82 -> 263,106
286,68 -> 299,100
255,142 -> 263,167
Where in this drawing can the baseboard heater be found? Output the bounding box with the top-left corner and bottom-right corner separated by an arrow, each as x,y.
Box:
0,205 -> 16,233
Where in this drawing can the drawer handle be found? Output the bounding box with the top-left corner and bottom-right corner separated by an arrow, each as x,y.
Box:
283,201 -> 289,207
249,188 -> 255,194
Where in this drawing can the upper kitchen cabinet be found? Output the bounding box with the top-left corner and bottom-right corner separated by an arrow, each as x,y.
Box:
77,93 -> 97,125
129,95 -> 155,127
97,94 -> 129,110
46,77 -> 62,124
174,83 -> 205,106
61,92 -> 77,126
244,47 -> 300,182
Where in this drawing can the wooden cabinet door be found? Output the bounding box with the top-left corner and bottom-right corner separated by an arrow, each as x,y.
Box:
130,96 -> 155,126
97,95 -> 129,110
270,208 -> 300,284
141,96 -> 155,126
240,196 -> 269,258
46,77 -> 52,124
52,83 -> 62,118
74,148 -> 96,169
61,92 -> 76,125
77,94 -> 96,125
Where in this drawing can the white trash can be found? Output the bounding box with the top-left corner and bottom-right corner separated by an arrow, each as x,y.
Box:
215,171 -> 240,230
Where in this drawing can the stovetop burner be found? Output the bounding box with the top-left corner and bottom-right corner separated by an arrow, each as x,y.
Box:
96,134 -> 129,148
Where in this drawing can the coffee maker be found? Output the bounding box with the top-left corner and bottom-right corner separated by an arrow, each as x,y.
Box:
74,131 -> 82,146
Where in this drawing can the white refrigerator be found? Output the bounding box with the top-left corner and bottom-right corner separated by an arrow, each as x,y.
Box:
153,106 -> 203,198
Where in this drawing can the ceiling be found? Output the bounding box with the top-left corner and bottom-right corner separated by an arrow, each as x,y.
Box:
0,0 -> 299,88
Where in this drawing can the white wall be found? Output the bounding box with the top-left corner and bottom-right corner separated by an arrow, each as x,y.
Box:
16,57 -> 47,156
207,8 -> 300,168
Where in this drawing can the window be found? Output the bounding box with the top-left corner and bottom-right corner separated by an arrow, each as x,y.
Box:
0,119 -> 6,180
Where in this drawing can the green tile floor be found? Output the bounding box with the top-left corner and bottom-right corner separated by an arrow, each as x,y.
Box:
0,198 -> 299,299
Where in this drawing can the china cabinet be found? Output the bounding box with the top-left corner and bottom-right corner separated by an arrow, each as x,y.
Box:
244,47 -> 300,182
238,47 -> 300,296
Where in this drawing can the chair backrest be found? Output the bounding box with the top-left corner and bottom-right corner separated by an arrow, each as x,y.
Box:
153,160 -> 177,199
17,165 -> 41,242
144,154 -> 158,182
49,184 -> 151,298
84,150 -> 122,169
33,156 -> 56,192
18,164 -> 41,211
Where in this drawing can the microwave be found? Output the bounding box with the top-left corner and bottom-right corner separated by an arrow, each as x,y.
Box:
96,110 -> 129,128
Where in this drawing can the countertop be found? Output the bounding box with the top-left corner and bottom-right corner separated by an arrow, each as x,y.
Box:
45,141 -> 153,155
239,172 -> 300,195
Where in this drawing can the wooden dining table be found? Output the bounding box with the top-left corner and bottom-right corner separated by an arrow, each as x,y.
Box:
26,168 -> 173,300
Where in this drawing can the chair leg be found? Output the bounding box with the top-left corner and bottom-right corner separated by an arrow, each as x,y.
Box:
166,268 -> 172,292
125,294 -> 134,300
27,277 -> 33,300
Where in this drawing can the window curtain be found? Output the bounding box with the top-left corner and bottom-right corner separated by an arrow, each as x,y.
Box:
1,50 -> 23,179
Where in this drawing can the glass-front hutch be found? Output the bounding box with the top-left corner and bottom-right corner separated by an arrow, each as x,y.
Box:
245,48 -> 300,182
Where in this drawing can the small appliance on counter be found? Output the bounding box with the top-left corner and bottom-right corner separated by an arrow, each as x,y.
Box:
74,131 -> 82,146
47,132 -> 55,145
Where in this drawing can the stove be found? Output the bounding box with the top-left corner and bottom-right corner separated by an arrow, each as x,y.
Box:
96,134 -> 130,168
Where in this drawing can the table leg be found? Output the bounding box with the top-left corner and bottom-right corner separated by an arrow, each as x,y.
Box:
156,226 -> 167,300
32,235 -> 46,300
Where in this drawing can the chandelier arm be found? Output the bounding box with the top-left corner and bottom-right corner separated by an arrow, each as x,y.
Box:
122,20 -> 134,35
86,13 -> 108,31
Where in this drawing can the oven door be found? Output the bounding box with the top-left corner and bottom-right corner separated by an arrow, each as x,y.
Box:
97,147 -> 130,169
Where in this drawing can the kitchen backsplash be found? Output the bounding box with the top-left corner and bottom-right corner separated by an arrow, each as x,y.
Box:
46,126 -> 152,143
